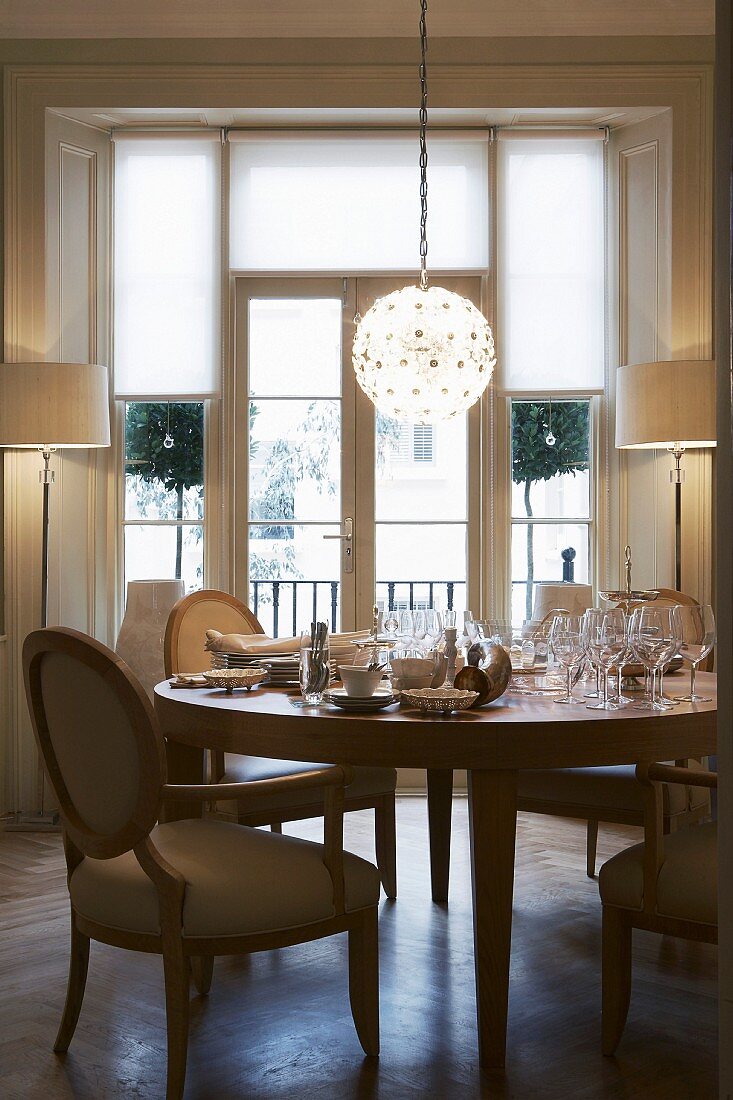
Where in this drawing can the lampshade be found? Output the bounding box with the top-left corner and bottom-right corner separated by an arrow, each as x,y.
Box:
615,360 -> 716,449
0,362 -> 110,448
531,582 -> 593,622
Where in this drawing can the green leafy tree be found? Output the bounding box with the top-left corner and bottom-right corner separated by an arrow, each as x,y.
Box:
125,403 -> 204,581
511,401 -> 590,620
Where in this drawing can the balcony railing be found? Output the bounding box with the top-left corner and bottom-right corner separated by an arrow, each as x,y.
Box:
249,579 -> 466,638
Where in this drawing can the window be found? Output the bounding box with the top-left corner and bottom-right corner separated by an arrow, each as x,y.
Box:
114,129 -> 606,631
123,402 -> 204,593
510,399 -> 592,626
390,423 -> 435,466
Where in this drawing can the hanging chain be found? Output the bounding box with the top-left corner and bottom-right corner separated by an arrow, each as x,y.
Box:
418,0 -> 429,292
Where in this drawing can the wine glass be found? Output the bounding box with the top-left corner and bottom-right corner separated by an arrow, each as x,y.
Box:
629,607 -> 679,712
584,609 -> 628,711
383,607 -> 399,639
413,609 -> 428,651
425,609 -> 443,650
549,614 -> 585,704
464,611 -> 479,644
673,603 -> 716,702
399,610 -> 415,652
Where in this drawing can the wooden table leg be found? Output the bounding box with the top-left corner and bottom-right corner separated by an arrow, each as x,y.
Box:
467,768 -> 518,1070
426,768 -> 453,902
161,739 -> 206,822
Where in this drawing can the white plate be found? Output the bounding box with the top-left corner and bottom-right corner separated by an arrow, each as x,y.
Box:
326,692 -> 396,712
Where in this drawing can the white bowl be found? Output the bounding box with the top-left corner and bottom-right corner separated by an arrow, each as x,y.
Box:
337,665 -> 384,698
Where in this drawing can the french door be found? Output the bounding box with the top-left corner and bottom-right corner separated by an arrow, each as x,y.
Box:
234,276 -> 483,636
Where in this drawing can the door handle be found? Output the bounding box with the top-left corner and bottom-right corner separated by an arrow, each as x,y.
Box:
323,517 -> 353,573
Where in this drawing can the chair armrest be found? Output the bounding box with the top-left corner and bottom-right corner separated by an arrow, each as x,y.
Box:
162,764 -> 354,803
642,762 -> 717,789
634,761 -> 716,915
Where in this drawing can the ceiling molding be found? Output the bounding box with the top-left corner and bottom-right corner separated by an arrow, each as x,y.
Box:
0,1 -> 715,41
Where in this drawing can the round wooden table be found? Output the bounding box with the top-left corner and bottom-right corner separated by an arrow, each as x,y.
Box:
154,673 -> 716,1070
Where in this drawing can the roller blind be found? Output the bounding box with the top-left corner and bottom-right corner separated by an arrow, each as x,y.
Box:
228,131 -> 489,271
498,134 -> 605,392
113,134 -> 221,398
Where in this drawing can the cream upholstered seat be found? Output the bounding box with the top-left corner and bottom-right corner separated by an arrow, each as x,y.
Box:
164,589 -> 398,899
600,820 -> 716,924
518,588 -> 713,878
71,818 -> 380,937
23,627 -> 381,1100
519,761 -> 710,815
599,763 -> 717,1056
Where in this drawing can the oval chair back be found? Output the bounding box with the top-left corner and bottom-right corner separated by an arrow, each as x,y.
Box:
164,589 -> 265,677
22,627 -> 165,860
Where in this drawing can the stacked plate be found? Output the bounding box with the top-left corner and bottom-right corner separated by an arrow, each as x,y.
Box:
210,650 -> 298,685
325,686 -> 395,712
211,650 -> 339,687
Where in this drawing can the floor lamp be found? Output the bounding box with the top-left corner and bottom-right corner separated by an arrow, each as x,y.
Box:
615,360 -> 716,591
0,362 -> 110,824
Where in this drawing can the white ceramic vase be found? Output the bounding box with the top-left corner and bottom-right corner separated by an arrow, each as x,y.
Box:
115,578 -> 185,699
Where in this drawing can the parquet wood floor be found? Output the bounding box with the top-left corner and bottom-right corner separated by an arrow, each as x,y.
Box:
0,799 -> 717,1099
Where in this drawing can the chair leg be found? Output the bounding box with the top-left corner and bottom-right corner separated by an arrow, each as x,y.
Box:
190,955 -> 214,996
162,941 -> 191,1100
270,822 -> 283,834
348,907 -> 380,1057
54,912 -> 90,1053
586,819 -> 599,877
602,905 -> 633,1056
374,794 -> 397,899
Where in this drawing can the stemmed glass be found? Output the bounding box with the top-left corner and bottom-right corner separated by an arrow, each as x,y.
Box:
464,611 -> 479,644
584,609 -> 628,711
383,608 -> 399,639
550,614 -> 586,704
629,607 -> 680,712
413,609 -> 428,652
673,603 -> 716,702
425,609 -> 443,651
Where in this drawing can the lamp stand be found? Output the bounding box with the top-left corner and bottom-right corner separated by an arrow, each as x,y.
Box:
40,448 -> 54,628
5,448 -> 60,831
669,445 -> 685,592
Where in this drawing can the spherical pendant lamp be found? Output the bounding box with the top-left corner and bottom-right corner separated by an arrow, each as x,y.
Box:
353,284 -> 495,424
352,0 -> 496,424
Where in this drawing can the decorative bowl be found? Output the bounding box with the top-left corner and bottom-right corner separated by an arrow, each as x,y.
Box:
399,687 -> 479,714
202,668 -> 267,694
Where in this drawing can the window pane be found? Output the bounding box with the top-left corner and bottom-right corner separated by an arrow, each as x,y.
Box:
248,523 -> 341,636
376,414 -> 467,522
499,137 -> 604,390
125,403 -> 204,521
114,136 -> 220,398
230,134 -> 488,270
376,524 -> 467,615
125,524 -> 203,594
249,299 -> 342,397
511,400 -> 590,519
249,400 -> 340,523
511,522 -> 590,626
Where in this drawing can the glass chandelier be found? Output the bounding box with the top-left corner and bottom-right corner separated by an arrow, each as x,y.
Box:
352,0 -> 496,424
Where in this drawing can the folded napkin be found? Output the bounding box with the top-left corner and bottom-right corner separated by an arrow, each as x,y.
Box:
204,629 -> 370,654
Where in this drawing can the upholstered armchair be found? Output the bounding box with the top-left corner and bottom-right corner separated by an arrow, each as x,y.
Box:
23,627 -> 380,1100
164,589 -> 398,899
599,762 -> 717,1055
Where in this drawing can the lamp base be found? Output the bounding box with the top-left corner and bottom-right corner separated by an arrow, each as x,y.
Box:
3,809 -> 61,832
